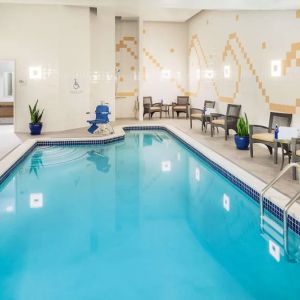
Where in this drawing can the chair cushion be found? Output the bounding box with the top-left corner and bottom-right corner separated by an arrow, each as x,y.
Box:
212,119 -> 225,125
296,150 -> 300,157
191,113 -> 203,119
150,107 -> 161,112
173,105 -> 187,110
252,133 -> 274,142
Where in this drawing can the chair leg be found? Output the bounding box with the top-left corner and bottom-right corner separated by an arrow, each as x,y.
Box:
211,124 -> 214,137
250,141 -> 254,158
172,110 -> 174,118
225,128 -> 228,140
293,166 -> 297,180
190,118 -> 192,129
274,143 -> 278,164
280,147 -> 285,170
267,145 -> 273,155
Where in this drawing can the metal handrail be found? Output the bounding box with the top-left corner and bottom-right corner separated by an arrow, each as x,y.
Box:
260,162 -> 300,228
283,191 -> 300,260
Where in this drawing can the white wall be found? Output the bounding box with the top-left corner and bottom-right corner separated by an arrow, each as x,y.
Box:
90,7 -> 116,121
188,10 -> 300,126
0,4 -> 90,132
142,22 -> 188,105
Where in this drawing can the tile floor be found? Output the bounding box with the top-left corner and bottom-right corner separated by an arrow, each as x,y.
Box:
0,117 -> 299,198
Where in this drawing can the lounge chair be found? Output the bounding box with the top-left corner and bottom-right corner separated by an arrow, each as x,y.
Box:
291,138 -> 300,179
143,96 -> 162,119
172,96 -> 189,118
190,100 -> 215,130
249,112 -> 292,164
210,104 -> 241,140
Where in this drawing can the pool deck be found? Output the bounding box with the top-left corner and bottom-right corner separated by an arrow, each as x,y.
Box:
0,117 -> 299,199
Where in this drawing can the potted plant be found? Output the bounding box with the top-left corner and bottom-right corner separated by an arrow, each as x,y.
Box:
29,100 -> 44,135
234,113 -> 249,150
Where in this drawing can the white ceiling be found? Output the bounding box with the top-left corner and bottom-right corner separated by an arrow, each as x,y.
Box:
0,0 -> 300,21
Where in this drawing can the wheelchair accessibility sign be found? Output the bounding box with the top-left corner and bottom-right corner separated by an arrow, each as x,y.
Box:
70,78 -> 83,94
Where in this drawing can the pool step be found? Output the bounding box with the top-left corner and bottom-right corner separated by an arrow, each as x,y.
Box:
262,221 -> 284,246
262,215 -> 284,235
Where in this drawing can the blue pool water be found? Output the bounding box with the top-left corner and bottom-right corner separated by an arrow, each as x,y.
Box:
0,130 -> 300,300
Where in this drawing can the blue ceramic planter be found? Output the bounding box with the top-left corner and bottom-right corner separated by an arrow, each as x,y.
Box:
234,134 -> 249,150
29,123 -> 43,135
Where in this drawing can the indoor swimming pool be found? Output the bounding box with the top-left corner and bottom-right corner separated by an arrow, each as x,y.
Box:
0,129 -> 300,299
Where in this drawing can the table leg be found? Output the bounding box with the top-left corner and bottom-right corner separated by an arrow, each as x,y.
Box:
280,146 -> 285,170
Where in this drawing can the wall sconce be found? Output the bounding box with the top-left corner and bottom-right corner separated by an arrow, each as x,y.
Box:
29,66 -> 42,80
271,60 -> 281,77
224,65 -> 230,78
223,193 -> 230,211
205,70 -> 214,79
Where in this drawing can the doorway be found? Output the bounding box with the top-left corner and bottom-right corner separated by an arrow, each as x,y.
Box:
0,60 -> 15,125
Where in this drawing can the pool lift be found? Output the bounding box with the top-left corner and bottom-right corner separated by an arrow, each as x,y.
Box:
260,163 -> 300,263
87,103 -> 114,135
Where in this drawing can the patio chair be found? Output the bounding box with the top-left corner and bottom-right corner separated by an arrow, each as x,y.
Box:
210,104 -> 241,140
249,112 -> 292,164
290,138 -> 300,179
172,96 -> 190,118
143,96 -> 162,119
190,100 -> 215,130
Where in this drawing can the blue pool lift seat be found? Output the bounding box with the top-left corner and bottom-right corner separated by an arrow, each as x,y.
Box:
87,104 -> 114,134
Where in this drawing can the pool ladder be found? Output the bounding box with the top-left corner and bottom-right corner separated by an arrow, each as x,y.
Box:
260,163 -> 300,262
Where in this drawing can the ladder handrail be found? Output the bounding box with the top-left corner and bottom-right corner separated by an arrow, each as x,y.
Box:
283,191 -> 300,259
260,163 -> 300,226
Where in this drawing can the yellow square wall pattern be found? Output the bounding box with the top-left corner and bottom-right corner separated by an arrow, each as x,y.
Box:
188,10 -> 300,126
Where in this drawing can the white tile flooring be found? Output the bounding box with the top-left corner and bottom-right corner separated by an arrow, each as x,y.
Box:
0,118 -> 299,198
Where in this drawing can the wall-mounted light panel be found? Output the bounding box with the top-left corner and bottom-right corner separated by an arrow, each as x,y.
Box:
271,60 -> 281,77
224,65 -> 231,78
29,66 -> 42,80
205,70 -> 214,79
161,69 -> 171,79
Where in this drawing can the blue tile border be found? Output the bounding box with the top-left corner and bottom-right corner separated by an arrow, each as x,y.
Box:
124,126 -> 300,236
0,126 -> 299,236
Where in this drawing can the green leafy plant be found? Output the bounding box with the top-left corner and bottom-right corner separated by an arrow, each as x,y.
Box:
237,113 -> 249,137
29,100 -> 44,124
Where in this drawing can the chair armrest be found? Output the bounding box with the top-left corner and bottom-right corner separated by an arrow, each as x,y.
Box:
210,113 -> 224,119
249,124 -> 269,135
190,107 -> 204,114
152,102 -> 162,107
